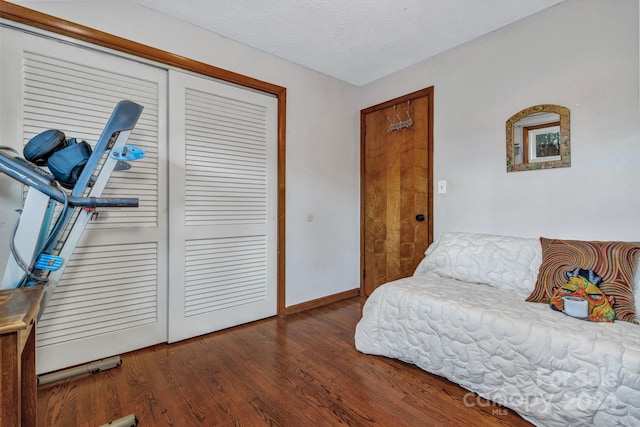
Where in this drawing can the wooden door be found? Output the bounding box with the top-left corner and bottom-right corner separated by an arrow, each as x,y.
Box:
361,88 -> 433,296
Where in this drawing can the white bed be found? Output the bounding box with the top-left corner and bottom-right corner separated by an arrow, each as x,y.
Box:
355,232 -> 640,426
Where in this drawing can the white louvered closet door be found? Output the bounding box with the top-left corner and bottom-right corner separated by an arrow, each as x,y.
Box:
0,28 -> 168,374
168,71 -> 277,343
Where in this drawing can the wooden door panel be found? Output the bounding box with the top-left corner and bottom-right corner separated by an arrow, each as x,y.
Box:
362,89 -> 432,295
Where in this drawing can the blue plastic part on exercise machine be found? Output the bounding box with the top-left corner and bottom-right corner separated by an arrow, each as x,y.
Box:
35,254 -> 63,271
109,145 -> 145,161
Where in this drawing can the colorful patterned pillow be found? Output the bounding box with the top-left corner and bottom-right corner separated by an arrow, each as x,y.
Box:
526,237 -> 640,323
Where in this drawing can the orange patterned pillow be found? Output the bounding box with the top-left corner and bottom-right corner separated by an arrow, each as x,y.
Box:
526,237 -> 640,323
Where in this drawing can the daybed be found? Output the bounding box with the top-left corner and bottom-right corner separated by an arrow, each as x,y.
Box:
355,232 -> 640,427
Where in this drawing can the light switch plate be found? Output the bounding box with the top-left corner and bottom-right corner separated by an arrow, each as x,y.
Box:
438,180 -> 447,194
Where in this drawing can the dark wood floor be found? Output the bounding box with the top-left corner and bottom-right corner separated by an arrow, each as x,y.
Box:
37,296 -> 532,426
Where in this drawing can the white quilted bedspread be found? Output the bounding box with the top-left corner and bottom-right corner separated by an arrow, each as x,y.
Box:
354,272 -> 640,426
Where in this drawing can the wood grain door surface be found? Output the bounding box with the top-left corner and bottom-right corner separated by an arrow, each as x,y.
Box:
361,88 -> 433,295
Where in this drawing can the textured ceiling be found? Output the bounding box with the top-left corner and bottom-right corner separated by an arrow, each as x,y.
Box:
132,0 -> 567,86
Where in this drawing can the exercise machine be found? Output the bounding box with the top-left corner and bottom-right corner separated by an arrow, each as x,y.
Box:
0,100 -> 145,427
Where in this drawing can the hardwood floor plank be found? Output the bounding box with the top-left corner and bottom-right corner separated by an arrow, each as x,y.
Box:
37,296 -> 532,426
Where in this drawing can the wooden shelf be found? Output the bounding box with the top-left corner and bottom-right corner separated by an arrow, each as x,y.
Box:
0,286 -> 43,427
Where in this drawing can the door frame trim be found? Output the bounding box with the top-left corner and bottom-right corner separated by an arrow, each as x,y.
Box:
360,87 -> 434,294
0,2 -> 288,316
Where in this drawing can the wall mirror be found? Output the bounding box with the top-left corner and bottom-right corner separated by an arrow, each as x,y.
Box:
506,104 -> 570,172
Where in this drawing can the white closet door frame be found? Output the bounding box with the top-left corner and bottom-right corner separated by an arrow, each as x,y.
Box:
0,28 -> 169,374
168,70 -> 278,343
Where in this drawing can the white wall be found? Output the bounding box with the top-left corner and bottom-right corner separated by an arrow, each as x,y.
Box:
361,0 -> 640,242
6,1 -> 362,306
6,0 -> 639,308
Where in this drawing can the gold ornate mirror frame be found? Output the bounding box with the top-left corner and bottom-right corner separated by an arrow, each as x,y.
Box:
506,104 -> 570,172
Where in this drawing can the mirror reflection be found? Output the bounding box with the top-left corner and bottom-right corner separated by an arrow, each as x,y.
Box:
506,104 -> 570,172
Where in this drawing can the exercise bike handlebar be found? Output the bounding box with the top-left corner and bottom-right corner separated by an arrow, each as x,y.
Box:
0,150 -> 138,208
68,196 -> 139,208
